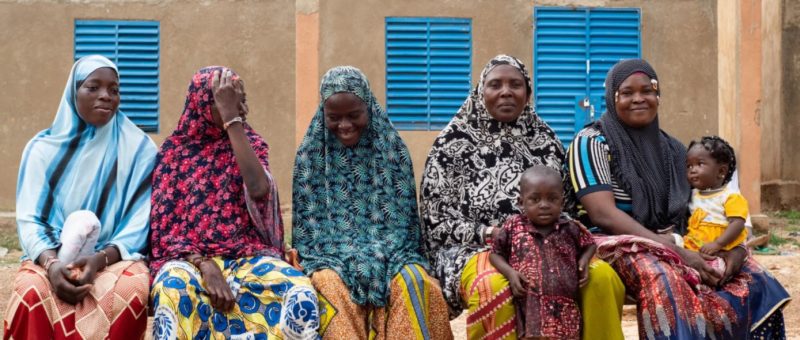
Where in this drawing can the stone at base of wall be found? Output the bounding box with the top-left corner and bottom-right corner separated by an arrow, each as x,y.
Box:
751,214 -> 771,234
762,180 -> 800,211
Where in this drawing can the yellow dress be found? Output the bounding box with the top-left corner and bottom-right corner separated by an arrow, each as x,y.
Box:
684,187 -> 749,251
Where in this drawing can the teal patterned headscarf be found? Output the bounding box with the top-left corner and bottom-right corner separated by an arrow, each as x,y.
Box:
292,66 -> 428,306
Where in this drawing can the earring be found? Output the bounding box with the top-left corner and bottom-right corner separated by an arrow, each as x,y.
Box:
614,91 -> 619,103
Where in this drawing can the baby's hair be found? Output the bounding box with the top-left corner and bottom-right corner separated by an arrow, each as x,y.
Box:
521,165 -> 562,187
688,135 -> 737,185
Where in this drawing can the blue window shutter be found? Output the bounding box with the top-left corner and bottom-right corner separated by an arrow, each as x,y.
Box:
386,17 -> 471,130
588,9 -> 641,116
533,8 -> 588,147
533,7 -> 640,146
75,20 -> 160,133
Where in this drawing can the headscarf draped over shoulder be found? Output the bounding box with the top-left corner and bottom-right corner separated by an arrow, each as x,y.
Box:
149,67 -> 283,276
292,66 -> 427,307
419,55 -> 565,314
595,59 -> 690,232
16,55 -> 157,262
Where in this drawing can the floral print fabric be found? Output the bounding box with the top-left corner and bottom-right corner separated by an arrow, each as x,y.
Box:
149,67 -> 283,277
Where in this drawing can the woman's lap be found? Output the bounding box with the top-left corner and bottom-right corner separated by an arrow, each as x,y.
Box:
459,251 -> 625,340
4,260 -> 149,340
151,256 -> 318,340
611,249 -> 790,339
311,264 -> 451,340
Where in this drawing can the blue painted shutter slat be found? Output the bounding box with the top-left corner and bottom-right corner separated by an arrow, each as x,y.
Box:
533,7 -> 640,146
75,20 -> 159,132
534,8 -> 588,146
386,17 -> 471,130
588,9 -> 641,116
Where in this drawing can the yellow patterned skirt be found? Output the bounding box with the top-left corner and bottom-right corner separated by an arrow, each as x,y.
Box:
150,256 -> 319,339
312,264 -> 452,340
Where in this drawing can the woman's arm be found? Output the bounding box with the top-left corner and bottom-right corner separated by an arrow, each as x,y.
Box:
212,70 -> 269,200
185,253 -> 236,311
580,191 -> 722,285
580,191 -> 668,242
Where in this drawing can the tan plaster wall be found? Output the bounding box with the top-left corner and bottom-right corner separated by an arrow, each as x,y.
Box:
0,0 -> 296,211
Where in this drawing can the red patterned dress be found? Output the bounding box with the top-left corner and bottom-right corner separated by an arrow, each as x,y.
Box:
492,215 -> 593,339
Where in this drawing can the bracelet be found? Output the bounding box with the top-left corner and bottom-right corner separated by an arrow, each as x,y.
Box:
43,257 -> 60,273
223,116 -> 243,130
98,249 -> 109,268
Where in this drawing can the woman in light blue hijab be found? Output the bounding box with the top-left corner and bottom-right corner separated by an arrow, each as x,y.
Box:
4,55 -> 157,339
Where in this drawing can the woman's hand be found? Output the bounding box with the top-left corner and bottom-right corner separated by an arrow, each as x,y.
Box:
700,242 -> 723,256
198,260 -> 236,312
680,248 -> 721,286
211,69 -> 244,123
717,246 -> 747,286
67,254 -> 105,286
47,261 -> 92,305
285,248 -> 304,271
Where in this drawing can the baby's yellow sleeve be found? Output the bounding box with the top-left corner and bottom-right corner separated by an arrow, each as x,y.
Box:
724,193 -> 749,219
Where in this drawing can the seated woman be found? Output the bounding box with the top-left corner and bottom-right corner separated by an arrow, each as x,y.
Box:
568,58 -> 790,338
292,66 -> 452,339
419,54 -> 625,339
5,55 -> 157,339
149,67 -> 319,339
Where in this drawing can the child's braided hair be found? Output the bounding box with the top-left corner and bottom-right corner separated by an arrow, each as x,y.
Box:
688,135 -> 737,185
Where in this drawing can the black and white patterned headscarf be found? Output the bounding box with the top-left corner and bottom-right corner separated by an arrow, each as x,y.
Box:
420,55 -> 564,314
596,59 -> 690,233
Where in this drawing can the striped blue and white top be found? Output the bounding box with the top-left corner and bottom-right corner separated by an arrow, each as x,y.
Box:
567,125 -> 633,220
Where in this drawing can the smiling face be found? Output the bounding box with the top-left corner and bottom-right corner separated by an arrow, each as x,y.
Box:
686,145 -> 728,191
482,64 -> 530,123
518,170 -> 564,229
75,67 -> 120,127
615,72 -> 659,128
323,92 -> 369,147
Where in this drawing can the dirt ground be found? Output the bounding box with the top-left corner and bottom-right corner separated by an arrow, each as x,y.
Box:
0,214 -> 797,339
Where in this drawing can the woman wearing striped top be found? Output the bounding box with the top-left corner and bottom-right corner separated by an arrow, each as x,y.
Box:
568,58 -> 789,338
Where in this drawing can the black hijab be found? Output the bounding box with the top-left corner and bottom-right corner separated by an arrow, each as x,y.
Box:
595,59 -> 690,233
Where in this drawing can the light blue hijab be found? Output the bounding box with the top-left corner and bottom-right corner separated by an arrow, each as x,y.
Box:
16,55 -> 157,261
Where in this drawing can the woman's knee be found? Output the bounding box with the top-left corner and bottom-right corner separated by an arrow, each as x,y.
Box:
12,267 -> 52,297
152,261 -> 198,292
586,260 -> 623,289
